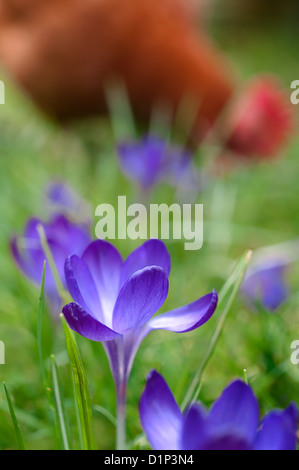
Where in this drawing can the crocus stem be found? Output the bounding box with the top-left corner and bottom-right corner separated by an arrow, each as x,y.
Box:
103,339 -> 129,449
116,382 -> 127,450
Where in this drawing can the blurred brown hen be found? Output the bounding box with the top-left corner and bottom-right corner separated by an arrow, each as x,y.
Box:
0,0 -> 234,138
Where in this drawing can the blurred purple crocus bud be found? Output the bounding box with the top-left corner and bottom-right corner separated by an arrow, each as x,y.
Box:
11,214 -> 91,314
117,135 -> 199,199
242,258 -> 289,311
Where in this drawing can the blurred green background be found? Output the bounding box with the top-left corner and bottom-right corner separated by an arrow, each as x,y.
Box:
0,10 -> 299,450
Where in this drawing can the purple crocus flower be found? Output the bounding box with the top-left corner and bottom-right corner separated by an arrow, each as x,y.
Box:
242,259 -> 288,311
139,371 -> 298,450
117,135 -> 199,194
11,214 -> 91,313
62,239 -> 217,447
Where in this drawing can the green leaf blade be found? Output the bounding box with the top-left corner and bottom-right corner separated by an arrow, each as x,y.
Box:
61,315 -> 95,450
50,355 -> 71,450
181,249 -> 252,409
3,382 -> 26,450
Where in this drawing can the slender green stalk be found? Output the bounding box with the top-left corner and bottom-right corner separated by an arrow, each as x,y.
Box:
61,315 -> 95,450
72,373 -> 84,450
50,355 -> 71,450
3,382 -> 25,450
113,339 -> 127,450
116,383 -> 127,450
105,81 -> 136,140
37,261 -> 46,383
181,250 -> 252,409
93,405 -> 116,427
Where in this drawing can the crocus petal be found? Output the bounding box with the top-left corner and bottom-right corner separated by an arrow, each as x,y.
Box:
62,302 -> 120,342
24,217 -> 41,240
21,218 -> 47,281
82,240 -> 123,324
147,290 -> 218,333
198,434 -> 251,450
102,339 -> 123,388
64,255 -> 103,322
47,215 -> 91,255
181,398 -> 251,450
10,236 -> 36,281
254,403 -> 298,450
209,379 -> 259,446
11,213 -> 91,317
104,329 -> 144,388
121,239 -> 171,286
139,370 -> 183,450
113,266 -> 169,334
180,404 -> 208,450
284,402 -> 298,429
10,235 -> 57,293
20,215 -> 91,285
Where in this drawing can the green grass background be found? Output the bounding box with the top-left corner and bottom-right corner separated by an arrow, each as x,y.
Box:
0,20 -> 299,449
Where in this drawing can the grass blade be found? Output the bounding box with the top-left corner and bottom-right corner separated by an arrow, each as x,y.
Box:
37,224 -> 70,305
50,355 -> 71,450
72,372 -> 84,450
104,80 -> 137,140
61,314 -> 95,450
37,261 -> 46,383
3,382 -> 25,450
93,405 -> 116,427
181,249 -> 252,409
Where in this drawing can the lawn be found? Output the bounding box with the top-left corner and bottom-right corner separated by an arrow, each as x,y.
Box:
0,20 -> 298,450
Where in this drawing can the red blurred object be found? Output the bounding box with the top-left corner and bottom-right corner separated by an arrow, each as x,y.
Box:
0,0 -> 233,139
224,77 -> 294,159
